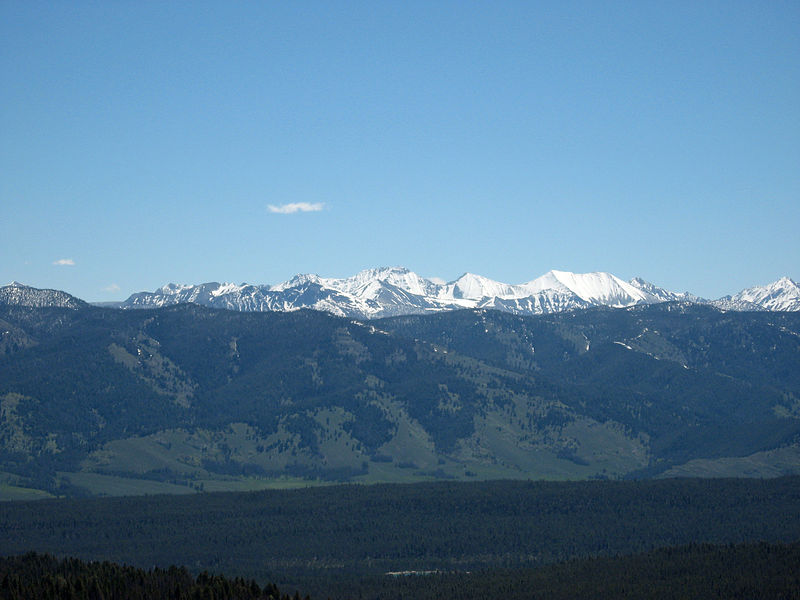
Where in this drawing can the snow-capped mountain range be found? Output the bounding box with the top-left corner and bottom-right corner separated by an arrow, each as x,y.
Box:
3,270 -> 798,318
106,268 -> 799,319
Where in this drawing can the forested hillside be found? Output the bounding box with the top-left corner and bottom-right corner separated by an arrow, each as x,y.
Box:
1,301 -> 799,497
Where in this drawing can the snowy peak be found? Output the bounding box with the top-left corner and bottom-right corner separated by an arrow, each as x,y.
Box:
521,270 -> 649,307
719,277 -> 800,312
271,273 -> 322,292
158,282 -> 194,295
446,273 -> 516,301
339,266 -> 440,299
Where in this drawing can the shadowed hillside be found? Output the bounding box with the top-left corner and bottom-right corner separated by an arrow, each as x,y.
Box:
1,301 -> 799,497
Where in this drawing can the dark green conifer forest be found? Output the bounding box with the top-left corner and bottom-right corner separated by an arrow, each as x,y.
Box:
2,478 -> 800,598
2,543 -> 800,600
0,552 -> 302,600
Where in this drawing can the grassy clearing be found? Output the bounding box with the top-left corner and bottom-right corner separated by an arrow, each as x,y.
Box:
60,472 -> 197,497
0,482 -> 55,502
193,476 -> 331,493
659,445 -> 800,478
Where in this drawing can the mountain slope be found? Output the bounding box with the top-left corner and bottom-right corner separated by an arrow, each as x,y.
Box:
628,277 -> 703,303
1,300 -> 799,498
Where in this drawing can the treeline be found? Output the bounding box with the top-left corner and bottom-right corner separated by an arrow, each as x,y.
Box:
0,552 -> 306,600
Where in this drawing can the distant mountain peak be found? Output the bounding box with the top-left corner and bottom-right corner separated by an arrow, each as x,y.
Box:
0,282 -> 86,309
158,282 -> 194,294
716,276 -> 800,312
448,272 -> 514,300
520,270 -> 649,307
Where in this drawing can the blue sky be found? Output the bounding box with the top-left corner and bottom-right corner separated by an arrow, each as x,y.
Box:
2,1 -> 798,301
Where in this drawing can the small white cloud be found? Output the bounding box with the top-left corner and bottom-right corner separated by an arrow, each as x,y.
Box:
268,202 -> 325,214
104,283 -> 121,293
53,258 -> 75,266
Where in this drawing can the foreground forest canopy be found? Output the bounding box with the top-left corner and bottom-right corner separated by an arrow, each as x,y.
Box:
1,478 -> 799,596
2,544 -> 800,600
0,552 -> 302,600
1,299 -> 800,498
